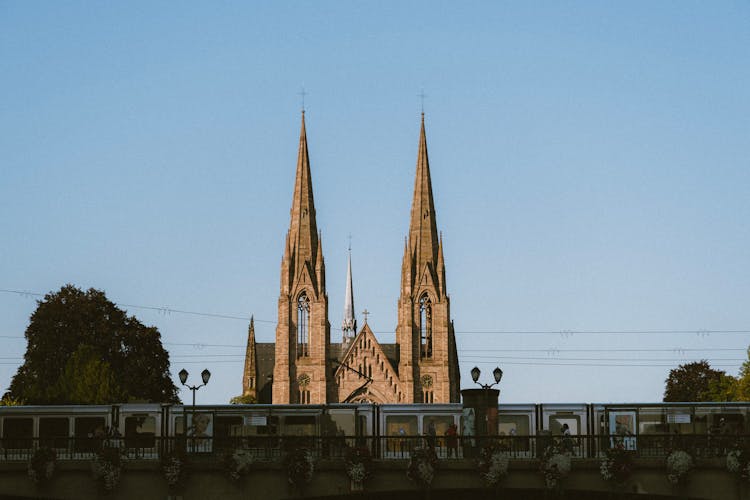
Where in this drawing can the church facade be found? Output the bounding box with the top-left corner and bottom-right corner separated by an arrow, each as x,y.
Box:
242,112 -> 460,404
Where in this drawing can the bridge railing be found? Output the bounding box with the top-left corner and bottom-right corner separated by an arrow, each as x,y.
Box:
1,434 -> 746,462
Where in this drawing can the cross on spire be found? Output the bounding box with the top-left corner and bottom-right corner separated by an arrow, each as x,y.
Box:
418,88 -> 427,114
362,309 -> 370,324
298,87 -> 308,112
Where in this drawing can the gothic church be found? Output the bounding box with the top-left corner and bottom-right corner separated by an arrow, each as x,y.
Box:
242,112 -> 460,404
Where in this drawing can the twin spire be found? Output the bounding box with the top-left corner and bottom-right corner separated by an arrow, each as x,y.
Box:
287,111 -> 442,336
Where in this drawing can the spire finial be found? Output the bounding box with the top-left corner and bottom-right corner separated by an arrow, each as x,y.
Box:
418,88 -> 427,115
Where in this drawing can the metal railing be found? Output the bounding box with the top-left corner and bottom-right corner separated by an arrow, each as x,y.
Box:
1,434 -> 746,462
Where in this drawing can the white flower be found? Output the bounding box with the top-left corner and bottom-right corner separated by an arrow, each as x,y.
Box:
347,462 -> 366,482
727,450 -> 742,473
666,450 -> 693,484
548,453 -> 571,476
600,458 -> 614,481
482,452 -> 509,486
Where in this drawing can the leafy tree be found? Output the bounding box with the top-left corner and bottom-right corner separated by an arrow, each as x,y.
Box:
6,285 -> 179,404
229,394 -> 257,404
54,345 -> 121,404
663,360 -> 728,402
704,373 -> 739,402
734,347 -> 750,401
0,394 -> 24,406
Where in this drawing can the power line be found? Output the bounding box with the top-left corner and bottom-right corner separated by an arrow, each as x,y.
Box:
3,288 -> 749,337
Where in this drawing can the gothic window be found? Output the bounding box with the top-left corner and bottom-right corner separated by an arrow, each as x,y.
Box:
297,293 -> 310,358
419,293 -> 433,358
297,374 -> 311,404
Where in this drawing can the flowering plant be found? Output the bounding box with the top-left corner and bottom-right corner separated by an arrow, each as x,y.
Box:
224,448 -> 254,481
28,447 -> 56,484
344,446 -> 373,484
91,446 -> 123,492
477,443 -> 509,487
284,447 -> 314,490
665,450 -> 693,485
406,446 -> 438,489
726,446 -> 750,482
539,445 -> 571,490
161,449 -> 189,489
599,444 -> 633,485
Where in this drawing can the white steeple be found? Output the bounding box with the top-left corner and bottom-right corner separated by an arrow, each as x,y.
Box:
342,245 -> 357,343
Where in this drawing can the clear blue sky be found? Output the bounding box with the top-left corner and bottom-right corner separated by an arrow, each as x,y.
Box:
1,2 -> 749,405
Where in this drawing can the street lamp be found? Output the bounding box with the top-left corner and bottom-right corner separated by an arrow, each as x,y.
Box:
178,368 -> 211,445
470,366 -> 503,389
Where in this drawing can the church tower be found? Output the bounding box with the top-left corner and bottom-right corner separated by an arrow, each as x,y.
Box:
396,114 -> 461,403
272,112 -> 332,404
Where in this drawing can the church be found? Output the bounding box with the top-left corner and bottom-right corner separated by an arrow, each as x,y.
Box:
241,112 -> 460,404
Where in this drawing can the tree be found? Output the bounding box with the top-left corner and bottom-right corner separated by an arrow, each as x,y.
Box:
6,285 -> 179,404
704,373 -> 739,402
663,360 -> 728,402
733,347 -> 750,401
229,394 -> 257,404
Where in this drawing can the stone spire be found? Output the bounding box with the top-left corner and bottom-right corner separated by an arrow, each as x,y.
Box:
242,316 -> 257,399
273,112 -> 331,404
282,111 -> 321,294
395,113 -> 460,403
342,245 -> 357,343
403,113 -> 440,295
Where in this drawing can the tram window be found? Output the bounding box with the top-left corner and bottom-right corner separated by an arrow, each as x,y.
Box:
693,414 -> 708,434
283,415 -> 316,436
549,414 -> 580,436
124,416 -> 156,448
2,417 -> 33,448
40,417 -> 69,449
498,415 -> 530,436
498,414 -> 530,452
709,413 -> 744,435
423,416 -> 453,437
386,415 -> 417,454
74,417 -> 106,452
665,409 -> 693,434
386,415 -> 417,436
326,412 -> 355,436
638,409 -> 665,434
215,416 -> 244,438
174,416 -> 185,436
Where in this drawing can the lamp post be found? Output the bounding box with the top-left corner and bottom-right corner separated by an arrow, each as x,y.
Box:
470,366 -> 503,390
178,368 -> 211,450
461,366 -> 503,456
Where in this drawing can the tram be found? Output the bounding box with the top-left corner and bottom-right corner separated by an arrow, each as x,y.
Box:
1,402 -> 748,460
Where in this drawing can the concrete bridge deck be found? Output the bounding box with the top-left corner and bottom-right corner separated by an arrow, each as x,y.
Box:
0,456 -> 743,500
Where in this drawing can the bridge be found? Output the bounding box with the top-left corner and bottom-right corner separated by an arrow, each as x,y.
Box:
0,435 -> 742,500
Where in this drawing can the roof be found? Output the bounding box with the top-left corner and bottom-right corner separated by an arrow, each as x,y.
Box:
253,339 -> 400,403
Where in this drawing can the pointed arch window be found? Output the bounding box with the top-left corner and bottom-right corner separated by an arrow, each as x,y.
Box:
297,293 -> 310,358
419,293 -> 433,358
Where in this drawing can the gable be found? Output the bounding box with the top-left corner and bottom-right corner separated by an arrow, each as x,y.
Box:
335,325 -> 403,403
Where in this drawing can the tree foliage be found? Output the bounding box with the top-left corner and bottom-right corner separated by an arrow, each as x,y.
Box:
664,350 -> 750,402
229,394 -> 257,404
6,285 -> 179,404
663,360 -> 728,402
